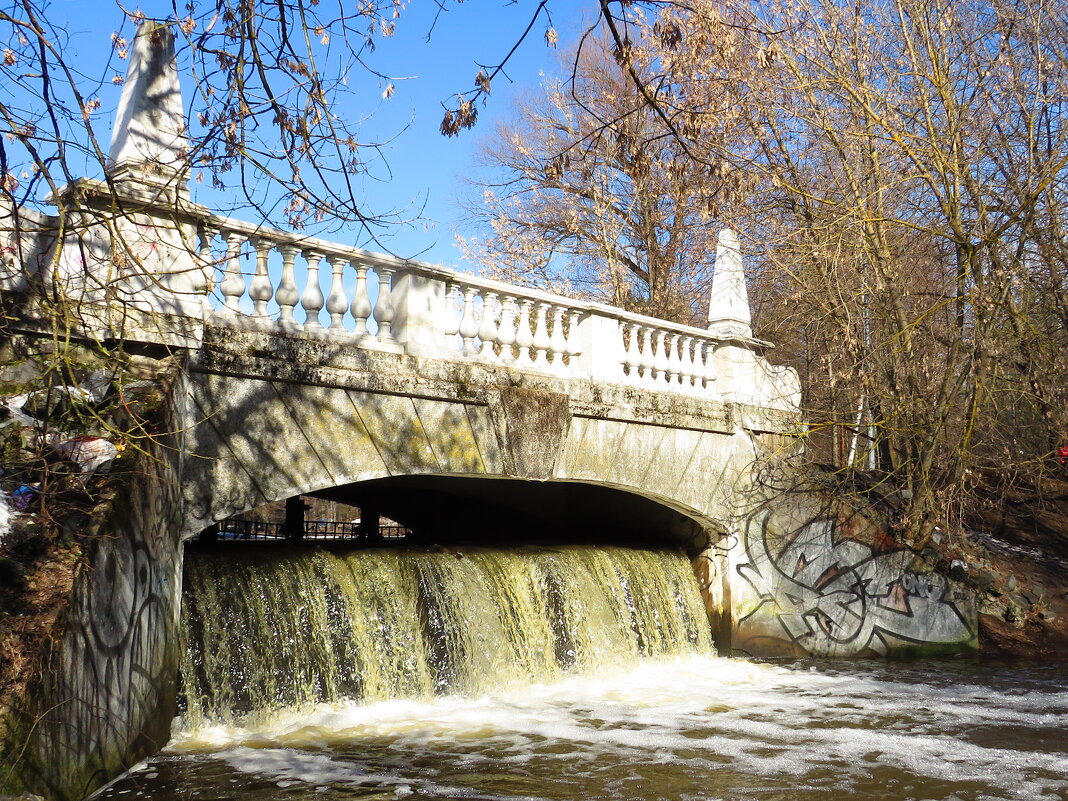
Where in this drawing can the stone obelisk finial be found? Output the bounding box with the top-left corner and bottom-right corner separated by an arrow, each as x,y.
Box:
706,228 -> 753,339
106,21 -> 188,196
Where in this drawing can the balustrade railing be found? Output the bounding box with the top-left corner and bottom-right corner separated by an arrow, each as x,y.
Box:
190,214 -> 781,402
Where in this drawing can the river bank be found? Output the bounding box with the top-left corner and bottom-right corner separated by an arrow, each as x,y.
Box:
967,481 -> 1068,658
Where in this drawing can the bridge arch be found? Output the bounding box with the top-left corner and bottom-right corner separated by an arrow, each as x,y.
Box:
214,474 -> 726,556
177,360 -> 761,556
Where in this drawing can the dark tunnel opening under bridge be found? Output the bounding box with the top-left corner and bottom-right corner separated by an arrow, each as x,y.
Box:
195,475 -> 720,557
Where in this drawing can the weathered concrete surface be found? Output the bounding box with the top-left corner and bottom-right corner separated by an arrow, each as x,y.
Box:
177,324 -> 776,540
731,489 -> 978,658
2,444 -> 184,801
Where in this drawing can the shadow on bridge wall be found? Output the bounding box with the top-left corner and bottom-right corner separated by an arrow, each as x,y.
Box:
177,336 -> 750,557
3,434 -> 183,801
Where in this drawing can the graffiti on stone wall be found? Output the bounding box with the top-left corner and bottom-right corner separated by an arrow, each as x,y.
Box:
735,517 -> 975,657
14,444 -> 183,801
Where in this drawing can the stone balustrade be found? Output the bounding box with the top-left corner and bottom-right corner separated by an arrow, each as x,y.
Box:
4,187 -> 799,409
192,215 -> 782,401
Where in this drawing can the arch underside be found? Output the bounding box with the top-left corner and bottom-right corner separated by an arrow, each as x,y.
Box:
309,474 -> 720,555
180,372 -> 751,553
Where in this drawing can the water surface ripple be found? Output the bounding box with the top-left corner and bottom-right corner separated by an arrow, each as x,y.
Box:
93,656 -> 1068,801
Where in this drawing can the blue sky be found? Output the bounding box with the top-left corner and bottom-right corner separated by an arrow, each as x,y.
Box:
46,0 -> 596,268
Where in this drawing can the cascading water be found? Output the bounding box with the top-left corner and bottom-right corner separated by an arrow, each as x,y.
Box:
94,544 -> 1068,801
179,545 -> 713,727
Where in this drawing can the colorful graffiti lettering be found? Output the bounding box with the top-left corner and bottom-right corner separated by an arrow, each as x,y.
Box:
735,517 -> 975,657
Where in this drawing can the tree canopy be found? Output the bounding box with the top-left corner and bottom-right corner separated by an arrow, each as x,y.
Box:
470,0 -> 1068,547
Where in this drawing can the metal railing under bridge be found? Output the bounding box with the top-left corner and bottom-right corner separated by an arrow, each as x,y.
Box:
199,518 -> 412,542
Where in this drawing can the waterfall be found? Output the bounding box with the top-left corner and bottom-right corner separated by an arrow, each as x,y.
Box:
179,545 -> 714,727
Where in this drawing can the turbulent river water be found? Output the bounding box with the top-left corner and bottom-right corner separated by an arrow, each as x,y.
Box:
90,545 -> 1068,801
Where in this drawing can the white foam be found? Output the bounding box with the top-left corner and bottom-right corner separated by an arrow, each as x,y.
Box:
168,655 -> 1068,801
221,747 -> 367,786
218,745 -> 550,801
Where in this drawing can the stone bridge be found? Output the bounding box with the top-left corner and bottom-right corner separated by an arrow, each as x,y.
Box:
175,221 -> 800,554
0,24 -> 976,801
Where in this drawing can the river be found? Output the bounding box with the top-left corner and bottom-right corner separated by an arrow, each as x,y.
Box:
92,656 -> 1068,801
89,545 -> 1068,801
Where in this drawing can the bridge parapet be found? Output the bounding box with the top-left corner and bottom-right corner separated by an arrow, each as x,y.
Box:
189,211 -> 798,409
4,183 -> 800,411
1,21 -> 800,414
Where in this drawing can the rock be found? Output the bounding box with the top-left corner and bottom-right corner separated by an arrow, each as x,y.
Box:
1021,589 -> 1040,605
80,369 -> 115,402
1004,603 -> 1021,624
977,569 -> 999,592
949,559 -> 968,580
978,597 -> 1002,616
0,556 -> 25,585
20,385 -> 94,423
128,353 -> 177,379
0,360 -> 43,387
1004,574 -> 1018,593
1039,610 -> 1058,623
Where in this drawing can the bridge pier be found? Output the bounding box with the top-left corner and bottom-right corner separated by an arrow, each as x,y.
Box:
284,496 -> 309,541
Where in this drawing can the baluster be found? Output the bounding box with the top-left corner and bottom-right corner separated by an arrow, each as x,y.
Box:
248,237 -> 274,318
565,309 -> 583,371
350,262 -> 372,338
679,336 -> 695,389
532,302 -> 551,366
442,282 -> 461,349
300,250 -> 325,330
666,333 -> 682,385
549,305 -> 568,370
275,244 -> 300,328
195,225 -> 216,305
515,299 -> 534,365
458,285 -> 480,354
624,321 -> 642,381
326,255 -> 349,332
374,265 -> 395,342
497,295 -> 518,362
219,231 -> 246,316
653,330 -> 670,384
479,291 -> 500,359
639,326 -> 655,383
693,339 -> 707,390
702,339 -> 718,390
